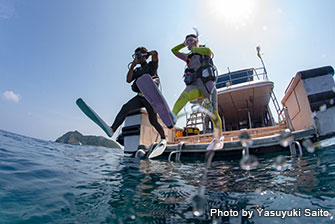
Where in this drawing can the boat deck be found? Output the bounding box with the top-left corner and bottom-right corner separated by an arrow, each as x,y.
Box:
159,127 -> 316,158
171,125 -> 284,144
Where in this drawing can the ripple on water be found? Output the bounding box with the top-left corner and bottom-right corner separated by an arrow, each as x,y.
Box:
1,130 -> 335,223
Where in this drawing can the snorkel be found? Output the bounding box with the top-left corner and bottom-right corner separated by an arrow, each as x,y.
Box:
184,27 -> 200,50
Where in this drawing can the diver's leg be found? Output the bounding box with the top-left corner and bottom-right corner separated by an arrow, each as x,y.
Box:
140,97 -> 166,140
210,88 -> 222,133
201,81 -> 223,135
111,96 -> 142,131
172,85 -> 204,116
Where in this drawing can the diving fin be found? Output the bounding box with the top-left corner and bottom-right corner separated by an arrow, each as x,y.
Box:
148,139 -> 167,159
207,136 -> 225,150
76,98 -> 114,138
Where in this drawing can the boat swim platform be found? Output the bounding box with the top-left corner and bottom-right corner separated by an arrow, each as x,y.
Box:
158,127 -> 317,158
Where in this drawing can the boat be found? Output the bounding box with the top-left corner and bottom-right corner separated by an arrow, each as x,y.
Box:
117,52 -> 335,160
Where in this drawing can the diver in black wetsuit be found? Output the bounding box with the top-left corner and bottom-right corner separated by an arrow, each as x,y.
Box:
110,47 -> 165,141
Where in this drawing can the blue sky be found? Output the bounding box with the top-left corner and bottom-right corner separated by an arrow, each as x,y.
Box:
0,0 -> 334,141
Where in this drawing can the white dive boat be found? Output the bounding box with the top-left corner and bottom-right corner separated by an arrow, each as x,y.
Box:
117,64 -> 335,160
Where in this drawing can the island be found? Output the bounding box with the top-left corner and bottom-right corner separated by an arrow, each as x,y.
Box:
56,131 -> 122,149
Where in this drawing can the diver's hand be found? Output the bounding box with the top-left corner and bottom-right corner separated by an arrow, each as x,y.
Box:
148,50 -> 157,56
149,50 -> 158,61
131,57 -> 139,67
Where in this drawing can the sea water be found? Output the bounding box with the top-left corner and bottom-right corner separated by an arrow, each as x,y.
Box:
0,129 -> 335,224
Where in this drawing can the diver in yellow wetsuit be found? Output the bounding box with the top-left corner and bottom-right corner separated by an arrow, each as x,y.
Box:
171,34 -> 222,136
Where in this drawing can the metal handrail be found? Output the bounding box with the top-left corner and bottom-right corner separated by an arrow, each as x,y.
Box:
168,142 -> 184,162
278,107 -> 294,131
216,68 -> 269,89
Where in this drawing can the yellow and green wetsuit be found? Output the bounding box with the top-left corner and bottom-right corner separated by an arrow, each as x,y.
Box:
171,43 -> 222,134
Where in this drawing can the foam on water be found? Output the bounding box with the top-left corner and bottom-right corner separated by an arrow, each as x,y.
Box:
1,129 -> 335,223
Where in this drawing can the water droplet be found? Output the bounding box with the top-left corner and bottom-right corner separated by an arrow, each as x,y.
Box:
205,151 -> 215,168
238,131 -> 253,147
193,211 -> 201,216
279,129 -> 294,147
212,216 -> 220,224
240,155 -> 258,170
332,86 -> 335,93
319,104 -> 327,112
130,215 -> 136,220
312,111 -> 317,118
330,99 -> 334,105
255,188 -> 262,194
273,155 -> 287,171
322,165 -> 327,173
242,147 -> 250,157
302,139 -> 315,153
192,195 -> 205,217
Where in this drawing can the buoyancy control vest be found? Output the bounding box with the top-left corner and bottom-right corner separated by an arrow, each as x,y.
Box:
184,53 -> 217,85
131,61 -> 160,93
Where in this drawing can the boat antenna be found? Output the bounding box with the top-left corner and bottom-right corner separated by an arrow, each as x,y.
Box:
256,46 -> 267,75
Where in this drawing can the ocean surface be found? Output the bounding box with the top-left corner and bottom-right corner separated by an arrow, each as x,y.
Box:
1,129 -> 335,224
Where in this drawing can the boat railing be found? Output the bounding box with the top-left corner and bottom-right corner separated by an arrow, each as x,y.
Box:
278,106 -> 295,131
255,68 -> 285,130
216,67 -> 289,132
254,67 -> 269,80
216,67 -> 269,89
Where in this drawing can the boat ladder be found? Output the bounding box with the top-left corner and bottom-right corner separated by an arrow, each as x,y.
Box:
168,142 -> 184,162
289,141 -> 303,156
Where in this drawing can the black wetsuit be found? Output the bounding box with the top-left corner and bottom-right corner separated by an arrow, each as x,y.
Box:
111,60 -> 165,139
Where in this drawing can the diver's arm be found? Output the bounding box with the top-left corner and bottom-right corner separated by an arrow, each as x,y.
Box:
190,46 -> 212,56
171,43 -> 188,62
126,58 -> 139,83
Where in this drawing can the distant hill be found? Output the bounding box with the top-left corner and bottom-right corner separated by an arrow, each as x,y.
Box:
56,131 -> 121,149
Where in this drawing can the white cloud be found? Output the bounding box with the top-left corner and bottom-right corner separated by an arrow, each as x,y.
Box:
3,90 -> 21,103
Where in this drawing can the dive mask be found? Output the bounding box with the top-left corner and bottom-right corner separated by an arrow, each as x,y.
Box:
185,36 -> 197,46
132,52 -> 149,60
